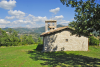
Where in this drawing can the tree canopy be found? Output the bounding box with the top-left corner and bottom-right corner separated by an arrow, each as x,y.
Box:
60,0 -> 100,36
0,28 -> 40,47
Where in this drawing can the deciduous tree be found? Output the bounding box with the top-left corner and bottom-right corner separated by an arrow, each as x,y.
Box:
60,0 -> 100,36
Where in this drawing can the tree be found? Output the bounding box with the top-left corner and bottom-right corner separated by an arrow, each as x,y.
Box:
20,34 -> 35,45
6,28 -> 14,34
11,31 -> 20,46
0,28 -> 10,46
60,0 -> 100,36
37,37 -> 43,45
28,35 -> 35,44
7,29 -> 20,46
21,34 -> 27,45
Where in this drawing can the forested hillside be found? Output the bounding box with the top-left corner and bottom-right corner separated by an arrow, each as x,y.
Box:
0,24 -> 65,46
0,28 -> 43,46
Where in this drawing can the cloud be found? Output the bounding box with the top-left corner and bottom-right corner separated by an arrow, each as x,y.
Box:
5,13 -> 48,28
49,7 -> 60,14
13,20 -> 24,24
1,14 -> 70,28
28,14 -> 34,17
25,14 -> 47,23
59,20 -> 70,25
0,0 -> 16,10
5,16 -> 15,19
0,25 -> 6,28
12,20 -> 33,24
50,15 -> 70,25
8,10 -> 25,16
9,14 -> 48,28
0,19 -> 10,24
0,19 -> 11,28
8,10 -> 25,19
71,18 -> 75,21
33,16 -> 47,22
54,15 -> 64,19
26,25 -> 31,28
60,20 -> 70,24
7,10 -> 47,22
51,15 -> 64,21
9,19 -> 36,28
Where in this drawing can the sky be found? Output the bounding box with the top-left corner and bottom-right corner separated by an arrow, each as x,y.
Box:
0,0 -> 100,28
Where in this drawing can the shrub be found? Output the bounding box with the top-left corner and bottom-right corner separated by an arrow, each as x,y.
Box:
89,36 -> 99,46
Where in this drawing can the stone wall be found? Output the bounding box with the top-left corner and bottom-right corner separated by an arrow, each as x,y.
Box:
43,29 -> 88,52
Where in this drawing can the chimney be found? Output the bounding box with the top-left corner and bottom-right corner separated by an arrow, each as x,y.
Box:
45,20 -> 57,32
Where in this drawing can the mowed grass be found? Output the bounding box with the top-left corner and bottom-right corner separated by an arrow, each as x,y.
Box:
0,45 -> 100,67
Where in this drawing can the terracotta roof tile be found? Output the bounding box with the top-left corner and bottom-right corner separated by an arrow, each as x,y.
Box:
45,20 -> 57,23
40,26 -> 69,37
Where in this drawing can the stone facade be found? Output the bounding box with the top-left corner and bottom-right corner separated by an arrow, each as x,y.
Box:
42,29 -> 88,52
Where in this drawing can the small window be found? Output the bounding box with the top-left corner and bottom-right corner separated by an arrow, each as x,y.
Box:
66,39 -> 68,42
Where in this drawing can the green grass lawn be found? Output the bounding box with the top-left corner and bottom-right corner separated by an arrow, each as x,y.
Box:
0,45 -> 100,67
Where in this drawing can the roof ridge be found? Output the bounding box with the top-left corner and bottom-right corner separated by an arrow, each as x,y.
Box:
40,26 -> 69,37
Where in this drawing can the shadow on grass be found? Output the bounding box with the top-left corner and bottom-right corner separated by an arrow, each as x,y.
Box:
27,45 -> 100,67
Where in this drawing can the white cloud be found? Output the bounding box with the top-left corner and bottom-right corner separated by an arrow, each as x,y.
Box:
50,15 -> 64,21
0,19 -> 11,28
8,10 -> 25,16
49,15 -> 70,25
0,19 -> 10,24
33,16 -> 47,22
9,19 -> 36,28
1,14 -> 70,28
11,20 -> 35,25
49,7 -> 60,14
0,25 -> 6,28
0,0 -> 16,10
5,16 -> 15,19
28,14 -> 34,17
71,18 -> 75,21
26,25 -> 31,28
54,15 -> 64,19
25,14 -> 47,23
60,20 -> 70,24
12,20 -> 27,24
8,10 -> 25,19
10,14 -> 48,28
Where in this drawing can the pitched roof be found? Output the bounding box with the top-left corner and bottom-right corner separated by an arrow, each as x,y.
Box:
40,26 -> 69,37
45,20 -> 57,23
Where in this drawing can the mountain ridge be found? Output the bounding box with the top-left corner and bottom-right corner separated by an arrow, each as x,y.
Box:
2,24 -> 65,34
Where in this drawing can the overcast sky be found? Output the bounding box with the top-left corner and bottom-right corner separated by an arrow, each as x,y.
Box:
0,0 -> 100,28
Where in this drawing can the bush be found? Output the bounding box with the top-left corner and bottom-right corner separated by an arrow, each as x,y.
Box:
6,42 -> 12,46
89,36 -> 99,46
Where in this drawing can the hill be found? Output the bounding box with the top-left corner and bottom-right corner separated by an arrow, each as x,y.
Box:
2,27 -> 34,34
32,24 -> 65,34
2,24 -> 65,34
1,24 -> 65,42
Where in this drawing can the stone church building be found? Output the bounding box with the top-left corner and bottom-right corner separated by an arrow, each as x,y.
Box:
40,20 -> 88,52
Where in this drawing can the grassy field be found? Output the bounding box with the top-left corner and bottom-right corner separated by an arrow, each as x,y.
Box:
0,45 -> 100,67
